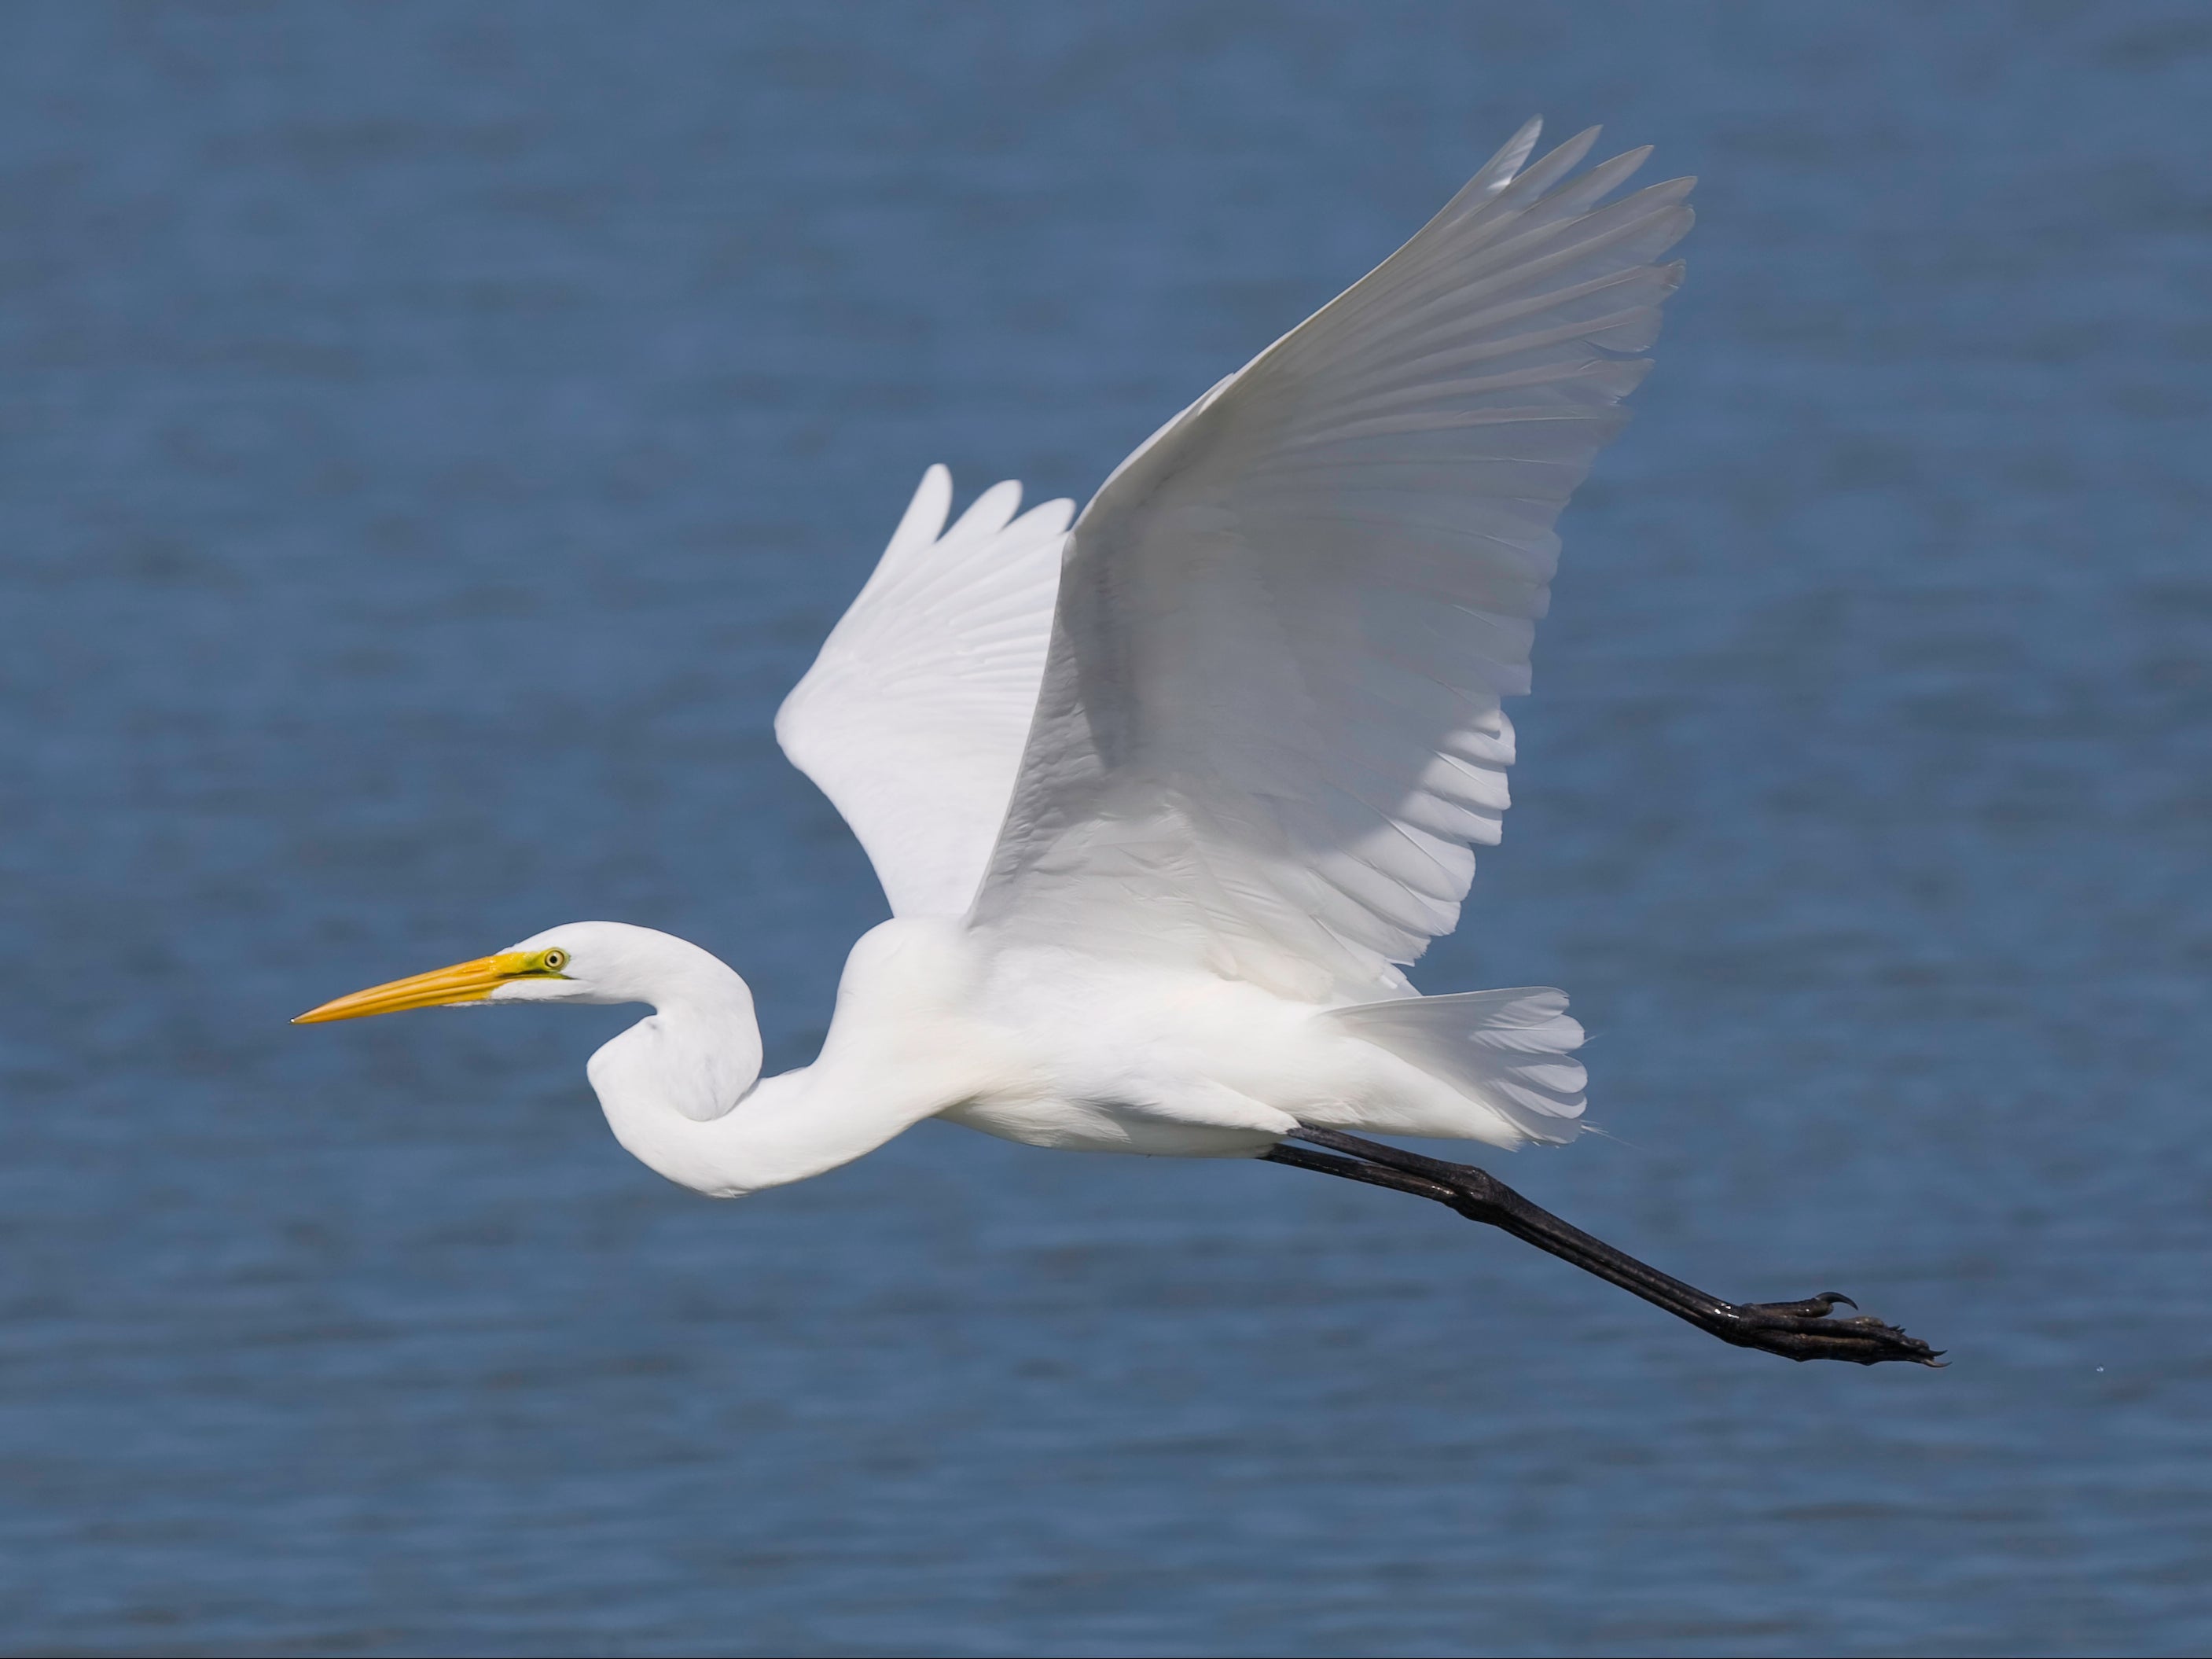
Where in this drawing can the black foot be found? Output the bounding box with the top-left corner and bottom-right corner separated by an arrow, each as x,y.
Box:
1716,1292 -> 1945,1367
1270,1131 -> 1948,1369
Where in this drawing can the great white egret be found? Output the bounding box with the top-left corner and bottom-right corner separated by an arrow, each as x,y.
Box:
299,120 -> 1938,1367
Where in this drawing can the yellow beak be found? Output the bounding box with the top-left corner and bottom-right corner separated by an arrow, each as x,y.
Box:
292,951 -> 542,1024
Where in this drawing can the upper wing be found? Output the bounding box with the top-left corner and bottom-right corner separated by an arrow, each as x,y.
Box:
970,122 -> 1692,1001
777,465 -> 1073,918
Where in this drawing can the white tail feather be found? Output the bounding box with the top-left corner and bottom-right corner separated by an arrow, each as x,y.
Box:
1324,987 -> 1587,1146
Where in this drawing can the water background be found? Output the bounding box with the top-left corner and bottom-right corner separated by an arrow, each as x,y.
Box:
3,5 -> 2209,1653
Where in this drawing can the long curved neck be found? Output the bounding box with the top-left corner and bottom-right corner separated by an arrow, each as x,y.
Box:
583,922 -> 971,1199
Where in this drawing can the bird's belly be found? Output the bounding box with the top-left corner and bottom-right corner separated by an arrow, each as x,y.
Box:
936,1092 -> 1281,1158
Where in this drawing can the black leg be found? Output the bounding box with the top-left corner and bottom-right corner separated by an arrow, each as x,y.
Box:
1266,1127 -> 1942,1367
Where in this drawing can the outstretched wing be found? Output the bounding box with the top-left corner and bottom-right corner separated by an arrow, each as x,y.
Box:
971,122 -> 1692,1001
777,465 -> 1073,918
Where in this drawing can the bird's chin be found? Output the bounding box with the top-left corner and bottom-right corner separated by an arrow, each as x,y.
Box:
487,979 -> 590,1006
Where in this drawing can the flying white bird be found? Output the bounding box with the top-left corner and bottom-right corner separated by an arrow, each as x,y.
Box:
299,121 -> 1937,1366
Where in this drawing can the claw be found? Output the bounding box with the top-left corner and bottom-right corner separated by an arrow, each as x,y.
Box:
1718,1293 -> 1942,1367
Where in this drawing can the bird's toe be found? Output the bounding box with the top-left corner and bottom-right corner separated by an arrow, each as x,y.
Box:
1723,1296 -> 1943,1367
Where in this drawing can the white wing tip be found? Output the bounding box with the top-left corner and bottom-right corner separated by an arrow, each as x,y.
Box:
886,463 -> 957,559
1485,116 -> 1545,193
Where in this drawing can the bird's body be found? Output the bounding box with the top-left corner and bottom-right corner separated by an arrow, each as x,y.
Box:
503,913 -> 1563,1200
299,120 -> 1942,1365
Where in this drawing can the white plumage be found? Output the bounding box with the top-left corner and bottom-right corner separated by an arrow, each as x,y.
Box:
976,121 -> 1688,1006
302,119 -> 1692,1190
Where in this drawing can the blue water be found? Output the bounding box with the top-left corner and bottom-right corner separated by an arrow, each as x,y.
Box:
3,5 -> 2208,1653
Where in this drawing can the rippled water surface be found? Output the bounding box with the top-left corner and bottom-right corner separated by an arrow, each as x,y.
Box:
3,5 -> 2209,1654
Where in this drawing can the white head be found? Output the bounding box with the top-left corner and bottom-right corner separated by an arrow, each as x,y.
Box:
293,920 -> 748,1020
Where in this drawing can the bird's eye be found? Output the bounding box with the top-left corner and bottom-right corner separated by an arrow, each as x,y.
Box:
541,949 -> 568,972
